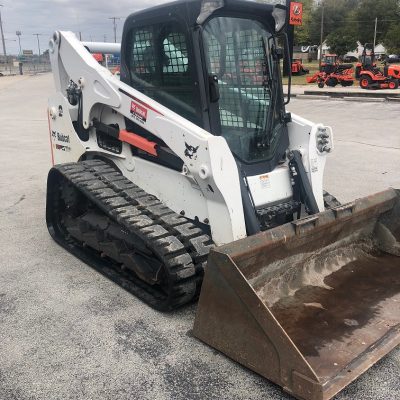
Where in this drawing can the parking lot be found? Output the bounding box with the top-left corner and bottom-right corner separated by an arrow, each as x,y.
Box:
0,73 -> 399,400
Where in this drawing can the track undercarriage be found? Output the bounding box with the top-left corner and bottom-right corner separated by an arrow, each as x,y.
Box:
46,160 -> 213,311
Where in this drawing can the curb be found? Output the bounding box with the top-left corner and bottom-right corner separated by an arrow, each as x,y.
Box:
343,97 -> 386,103
296,94 -> 330,100
294,91 -> 400,102
303,90 -> 400,99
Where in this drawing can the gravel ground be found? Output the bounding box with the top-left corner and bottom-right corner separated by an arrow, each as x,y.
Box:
0,73 -> 399,400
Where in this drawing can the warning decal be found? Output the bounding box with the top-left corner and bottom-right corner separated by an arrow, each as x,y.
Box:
260,174 -> 271,189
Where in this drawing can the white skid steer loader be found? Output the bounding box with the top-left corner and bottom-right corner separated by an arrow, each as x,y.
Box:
46,1 -> 400,399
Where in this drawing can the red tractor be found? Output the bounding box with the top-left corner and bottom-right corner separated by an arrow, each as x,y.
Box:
320,54 -> 339,72
291,59 -> 309,75
383,62 -> 400,80
358,44 -> 399,89
355,57 -> 375,78
92,53 -> 104,63
307,54 -> 354,88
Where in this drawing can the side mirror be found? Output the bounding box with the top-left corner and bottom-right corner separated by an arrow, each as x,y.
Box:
272,4 -> 287,34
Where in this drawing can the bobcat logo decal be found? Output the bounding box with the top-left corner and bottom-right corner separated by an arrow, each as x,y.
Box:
184,142 -> 199,160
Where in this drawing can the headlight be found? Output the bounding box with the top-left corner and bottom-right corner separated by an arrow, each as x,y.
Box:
272,4 -> 287,33
316,126 -> 334,154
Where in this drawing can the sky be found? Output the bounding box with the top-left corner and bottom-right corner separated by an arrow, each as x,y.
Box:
0,0 -> 288,55
0,0 -> 164,55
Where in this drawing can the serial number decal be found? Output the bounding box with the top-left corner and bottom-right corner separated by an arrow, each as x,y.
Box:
311,158 -> 319,173
130,101 -> 148,124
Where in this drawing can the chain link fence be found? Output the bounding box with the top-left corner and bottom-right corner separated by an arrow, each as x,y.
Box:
0,53 -> 119,77
0,55 -> 51,76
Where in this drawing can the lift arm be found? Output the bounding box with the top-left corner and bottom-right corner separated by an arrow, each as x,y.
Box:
48,31 -> 247,245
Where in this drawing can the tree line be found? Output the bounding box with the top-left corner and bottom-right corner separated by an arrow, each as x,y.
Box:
294,0 -> 400,55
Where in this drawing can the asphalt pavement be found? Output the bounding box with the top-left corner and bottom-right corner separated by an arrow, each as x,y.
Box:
0,73 -> 399,400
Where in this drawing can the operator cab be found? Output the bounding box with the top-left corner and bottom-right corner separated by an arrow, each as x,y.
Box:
322,54 -> 337,65
321,54 -> 338,74
120,0 -> 290,175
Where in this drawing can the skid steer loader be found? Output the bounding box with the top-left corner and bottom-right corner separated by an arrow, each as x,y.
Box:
46,1 -> 400,399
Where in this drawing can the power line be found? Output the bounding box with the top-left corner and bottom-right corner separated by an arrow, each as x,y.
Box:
340,19 -> 400,23
320,17 -> 400,24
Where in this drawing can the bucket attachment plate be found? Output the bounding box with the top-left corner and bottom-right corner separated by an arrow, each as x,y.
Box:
193,189 -> 400,400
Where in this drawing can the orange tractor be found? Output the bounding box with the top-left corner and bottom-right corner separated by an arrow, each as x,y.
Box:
291,58 -> 309,75
307,54 -> 354,88
383,62 -> 400,80
320,54 -> 340,72
358,44 -> 399,89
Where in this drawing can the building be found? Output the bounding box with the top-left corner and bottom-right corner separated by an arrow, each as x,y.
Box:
293,45 -> 319,61
345,42 -> 387,60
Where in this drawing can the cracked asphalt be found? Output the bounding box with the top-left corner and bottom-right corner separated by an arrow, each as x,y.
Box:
0,73 -> 399,400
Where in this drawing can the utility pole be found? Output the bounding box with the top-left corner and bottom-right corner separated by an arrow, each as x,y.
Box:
109,17 -> 121,43
373,17 -> 378,50
33,33 -> 45,60
0,4 -> 7,57
16,30 -> 22,54
283,0 -> 294,77
319,1 -> 325,69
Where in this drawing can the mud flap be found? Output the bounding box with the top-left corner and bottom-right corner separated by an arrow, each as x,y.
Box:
193,189 -> 400,400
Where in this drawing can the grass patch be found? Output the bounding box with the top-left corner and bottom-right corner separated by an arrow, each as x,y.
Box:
282,61 -> 361,85
282,61 -> 320,85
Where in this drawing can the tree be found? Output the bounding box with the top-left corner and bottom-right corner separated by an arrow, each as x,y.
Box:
294,0 -> 314,45
325,7 -> 359,55
309,0 -> 358,45
384,23 -> 400,54
354,0 -> 400,44
325,28 -> 358,56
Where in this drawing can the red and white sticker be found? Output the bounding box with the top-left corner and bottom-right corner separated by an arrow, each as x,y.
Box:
130,101 -> 148,124
289,2 -> 303,26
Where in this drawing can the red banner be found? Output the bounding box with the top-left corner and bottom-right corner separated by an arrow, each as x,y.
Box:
289,2 -> 303,26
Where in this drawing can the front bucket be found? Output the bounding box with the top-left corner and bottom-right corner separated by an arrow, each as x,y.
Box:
193,189 -> 400,400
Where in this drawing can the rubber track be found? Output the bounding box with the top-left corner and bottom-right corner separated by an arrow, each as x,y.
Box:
47,159 -> 214,311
